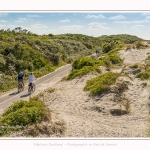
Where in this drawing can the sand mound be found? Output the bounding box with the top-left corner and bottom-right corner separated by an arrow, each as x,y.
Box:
7,48 -> 150,138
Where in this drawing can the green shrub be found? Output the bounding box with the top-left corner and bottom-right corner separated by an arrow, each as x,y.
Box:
134,41 -> 143,49
1,107 -> 45,126
141,82 -> 147,87
96,58 -> 111,68
102,43 -> 112,53
66,53 -> 122,80
72,57 -> 94,69
2,101 -> 27,117
136,72 -> 150,80
0,99 -> 47,136
65,56 -> 111,80
106,53 -> 123,64
84,72 -> 120,96
130,64 -> 138,69
145,56 -> 150,63
65,66 -> 101,80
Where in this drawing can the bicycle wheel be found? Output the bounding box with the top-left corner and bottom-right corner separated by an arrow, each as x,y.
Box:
32,83 -> 35,93
28,86 -> 32,95
22,83 -> 24,91
18,83 -> 23,93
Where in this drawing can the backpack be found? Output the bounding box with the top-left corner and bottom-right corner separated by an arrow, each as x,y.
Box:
97,49 -> 100,53
18,72 -> 24,78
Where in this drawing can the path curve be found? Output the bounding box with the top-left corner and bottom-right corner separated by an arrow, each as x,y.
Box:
0,64 -> 72,114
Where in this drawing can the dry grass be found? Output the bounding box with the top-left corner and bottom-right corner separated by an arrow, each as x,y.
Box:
29,88 -> 56,102
46,87 -> 56,93
112,81 -> 131,114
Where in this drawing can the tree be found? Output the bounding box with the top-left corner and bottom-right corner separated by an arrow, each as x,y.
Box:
14,27 -> 22,33
22,29 -> 28,34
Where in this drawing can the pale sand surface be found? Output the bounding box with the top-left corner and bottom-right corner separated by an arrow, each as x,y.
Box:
6,48 -> 150,138
40,48 -> 150,137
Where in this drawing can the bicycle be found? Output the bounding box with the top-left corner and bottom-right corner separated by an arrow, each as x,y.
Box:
18,82 -> 24,93
28,83 -> 35,95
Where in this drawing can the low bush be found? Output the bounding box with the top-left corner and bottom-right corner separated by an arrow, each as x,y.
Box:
105,53 -> 123,64
65,52 -> 122,80
129,64 -> 138,69
72,57 -> 94,69
136,72 -> 150,80
84,72 -> 120,96
65,66 -> 101,80
0,99 -> 49,136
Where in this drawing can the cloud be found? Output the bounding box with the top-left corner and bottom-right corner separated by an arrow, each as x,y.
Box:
59,25 -> 84,30
15,18 -> 29,23
59,19 -> 70,23
113,21 -> 130,24
51,13 -> 63,17
141,12 -> 150,16
88,22 -> 107,26
0,24 -> 5,28
133,25 -> 145,27
0,24 -> 18,30
27,15 -> 42,18
85,14 -> 105,19
27,24 -> 50,35
133,20 -> 150,23
131,27 -> 138,29
131,24 -> 145,29
113,20 -> 150,24
87,22 -> 110,30
0,13 -> 8,17
73,13 -> 81,16
0,20 -> 8,23
109,15 -> 126,20
145,16 -> 150,19
30,24 -> 48,29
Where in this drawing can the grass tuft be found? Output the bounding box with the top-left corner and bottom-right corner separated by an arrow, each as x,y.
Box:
84,72 -> 120,96
136,72 -> 150,80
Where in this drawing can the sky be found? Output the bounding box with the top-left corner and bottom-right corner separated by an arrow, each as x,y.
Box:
0,11 -> 150,40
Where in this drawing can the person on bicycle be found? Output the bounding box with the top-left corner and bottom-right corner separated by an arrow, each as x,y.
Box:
28,72 -> 35,88
97,48 -> 100,56
18,71 -> 25,86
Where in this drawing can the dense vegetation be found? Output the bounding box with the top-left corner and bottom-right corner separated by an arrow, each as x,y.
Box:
0,27 -> 144,93
65,52 -> 123,80
135,55 -> 150,80
129,64 -> 139,69
136,72 -> 150,80
0,98 -> 49,136
0,28 -> 94,92
84,72 -> 120,96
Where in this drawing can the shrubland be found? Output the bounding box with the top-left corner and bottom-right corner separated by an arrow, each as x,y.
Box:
0,27 -> 144,93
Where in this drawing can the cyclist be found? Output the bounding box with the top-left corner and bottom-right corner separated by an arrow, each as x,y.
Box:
96,48 -> 101,57
18,71 -> 25,87
97,48 -> 100,56
28,72 -> 35,89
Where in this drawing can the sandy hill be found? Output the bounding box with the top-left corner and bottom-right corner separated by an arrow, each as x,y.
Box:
7,48 -> 150,138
